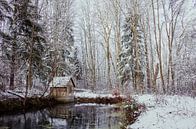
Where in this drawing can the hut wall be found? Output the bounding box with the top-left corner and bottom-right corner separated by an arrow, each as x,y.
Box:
50,87 -> 68,97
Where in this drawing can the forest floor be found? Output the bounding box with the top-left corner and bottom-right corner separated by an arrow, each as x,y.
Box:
127,94 -> 196,129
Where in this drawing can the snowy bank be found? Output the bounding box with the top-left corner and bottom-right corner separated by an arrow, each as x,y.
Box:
127,94 -> 196,129
74,103 -> 118,108
0,87 -> 47,100
74,90 -> 125,98
74,90 -> 126,104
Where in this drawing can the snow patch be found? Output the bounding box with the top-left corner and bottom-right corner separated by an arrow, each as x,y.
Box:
74,103 -> 118,108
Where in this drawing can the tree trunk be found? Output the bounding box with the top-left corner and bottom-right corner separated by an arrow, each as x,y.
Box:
144,30 -> 151,93
9,2 -> 17,90
9,52 -> 15,90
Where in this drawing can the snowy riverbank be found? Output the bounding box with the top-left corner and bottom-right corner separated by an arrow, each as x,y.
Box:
74,89 -> 125,99
74,90 -> 126,104
127,94 -> 196,129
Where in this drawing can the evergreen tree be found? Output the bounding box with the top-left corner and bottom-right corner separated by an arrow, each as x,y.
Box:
117,14 -> 133,91
0,0 -> 17,90
73,48 -> 82,79
63,28 -> 82,79
117,13 -> 145,93
1,0 -> 46,90
0,0 -> 12,90
14,0 -> 46,89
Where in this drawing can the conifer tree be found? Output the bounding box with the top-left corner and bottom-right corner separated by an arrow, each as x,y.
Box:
117,12 -> 145,93
0,0 -> 12,89
14,0 -> 46,89
1,0 -> 46,90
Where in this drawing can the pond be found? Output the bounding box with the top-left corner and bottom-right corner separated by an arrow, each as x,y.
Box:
0,103 -> 124,129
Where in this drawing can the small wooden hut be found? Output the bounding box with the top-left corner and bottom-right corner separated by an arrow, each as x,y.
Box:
50,76 -> 75,102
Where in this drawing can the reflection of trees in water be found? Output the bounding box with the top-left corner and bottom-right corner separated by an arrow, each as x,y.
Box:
0,110 -> 50,129
49,104 -> 121,129
0,105 -> 122,129
68,106 -> 97,129
66,106 -> 121,129
50,105 -> 97,129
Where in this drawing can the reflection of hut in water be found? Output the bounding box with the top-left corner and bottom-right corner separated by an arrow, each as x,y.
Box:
50,76 -> 75,102
49,105 -> 74,119
49,105 -> 96,128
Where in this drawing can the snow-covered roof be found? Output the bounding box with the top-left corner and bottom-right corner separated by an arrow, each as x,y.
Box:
50,76 -> 74,87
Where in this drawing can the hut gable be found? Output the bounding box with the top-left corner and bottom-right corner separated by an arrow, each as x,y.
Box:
50,76 -> 75,88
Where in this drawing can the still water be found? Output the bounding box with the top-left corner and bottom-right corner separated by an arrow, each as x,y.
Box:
0,104 -> 123,129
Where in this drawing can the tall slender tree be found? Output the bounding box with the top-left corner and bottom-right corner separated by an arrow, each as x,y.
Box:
118,7 -> 145,93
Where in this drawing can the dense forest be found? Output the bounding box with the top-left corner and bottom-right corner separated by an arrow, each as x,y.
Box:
0,0 -> 196,96
0,0 -> 196,129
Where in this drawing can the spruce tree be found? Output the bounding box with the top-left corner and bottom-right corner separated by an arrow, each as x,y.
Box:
13,0 -> 46,89
0,0 -> 46,90
0,0 -> 12,89
117,12 -> 145,93
117,14 -> 132,88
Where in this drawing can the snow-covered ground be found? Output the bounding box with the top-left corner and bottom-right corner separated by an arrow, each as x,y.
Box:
74,91 -> 114,98
0,87 -> 46,99
74,103 -> 118,108
128,94 -> 196,129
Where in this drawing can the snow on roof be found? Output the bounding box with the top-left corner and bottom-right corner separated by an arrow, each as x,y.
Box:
50,76 -> 73,87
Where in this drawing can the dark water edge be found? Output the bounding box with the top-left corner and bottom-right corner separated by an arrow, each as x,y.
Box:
0,97 -> 60,115
0,95 -> 126,115
0,103 -> 124,129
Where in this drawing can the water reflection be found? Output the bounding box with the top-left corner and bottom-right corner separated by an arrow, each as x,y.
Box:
0,104 -> 122,129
